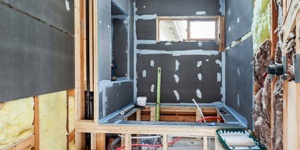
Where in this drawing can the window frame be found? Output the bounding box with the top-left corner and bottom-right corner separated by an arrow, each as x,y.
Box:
157,16 -> 221,42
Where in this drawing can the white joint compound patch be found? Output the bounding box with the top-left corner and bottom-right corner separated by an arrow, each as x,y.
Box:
142,70 -> 147,77
151,84 -> 155,93
197,61 -> 202,67
65,0 -> 70,11
196,89 -> 202,99
237,17 -> 240,23
237,94 -> 240,107
165,42 -> 173,46
150,60 -> 154,67
173,90 -> 180,101
175,60 -> 180,71
219,0 -> 225,15
198,42 -> 203,47
237,67 -> 240,77
196,11 -> 206,15
215,59 -> 222,67
206,59 -> 209,62
217,73 -> 222,82
173,74 -> 180,83
198,73 -> 202,81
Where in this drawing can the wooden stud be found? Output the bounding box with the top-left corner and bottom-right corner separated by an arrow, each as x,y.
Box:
125,134 -> 132,150
6,135 -> 35,150
216,111 -> 221,123
283,81 -> 288,150
150,107 -> 156,121
34,96 -> 40,150
163,134 -> 168,150
121,135 -> 125,148
75,0 -> 86,148
196,108 -> 202,122
218,16 -> 225,52
93,0 -> 99,124
136,109 -> 141,121
203,136 -> 208,150
68,130 -> 76,143
214,135 -> 219,150
96,133 -> 105,150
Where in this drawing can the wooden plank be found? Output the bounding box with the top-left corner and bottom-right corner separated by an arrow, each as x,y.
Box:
125,134 -> 132,150
136,109 -> 141,121
68,130 -> 76,143
96,133 -> 106,150
163,134 -> 168,150
34,96 -> 40,150
0,102 -> 5,109
283,0 -> 287,19
75,0 -> 86,148
203,136 -> 208,150
150,107 -> 156,121
91,133 -> 97,149
6,135 -> 35,150
89,0 -> 94,92
76,120 -> 217,136
218,16 -> 225,52
297,84 -> 300,148
286,82 -> 299,149
283,81 -> 288,150
93,0 -> 99,124
283,0 -> 299,42
196,109 -> 202,121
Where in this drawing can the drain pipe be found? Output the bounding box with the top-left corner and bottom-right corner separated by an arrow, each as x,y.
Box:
192,99 -> 206,122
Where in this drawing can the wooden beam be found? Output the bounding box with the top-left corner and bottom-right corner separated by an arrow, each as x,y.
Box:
150,107 -> 156,121
283,81 -> 288,150
218,16 -> 225,52
203,136 -> 208,150
76,120 -> 217,136
96,133 -> 106,150
34,96 -> 40,150
136,109 -> 141,121
283,1 -> 299,42
125,134 -> 131,150
163,134 -> 168,150
6,135 -> 35,150
75,0 -> 86,148
68,130 -> 76,143
93,0 -> 99,125
0,102 -> 5,109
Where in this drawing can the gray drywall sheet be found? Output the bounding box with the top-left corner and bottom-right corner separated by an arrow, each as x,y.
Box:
225,0 -> 253,46
112,0 -> 128,15
0,4 -> 74,102
137,54 -> 222,103
0,0 -> 74,34
98,0 -> 111,81
112,19 -> 128,77
225,37 -> 253,128
134,0 -> 224,103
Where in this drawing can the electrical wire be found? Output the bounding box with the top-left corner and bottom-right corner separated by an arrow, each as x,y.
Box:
115,116 -> 223,150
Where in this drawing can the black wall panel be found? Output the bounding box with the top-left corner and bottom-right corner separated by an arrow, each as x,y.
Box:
0,0 -> 74,34
0,4 -> 74,102
225,0 -> 252,46
137,54 -> 222,103
225,37 -> 253,128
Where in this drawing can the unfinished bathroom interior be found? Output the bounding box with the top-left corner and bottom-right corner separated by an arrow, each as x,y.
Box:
0,0 -> 300,149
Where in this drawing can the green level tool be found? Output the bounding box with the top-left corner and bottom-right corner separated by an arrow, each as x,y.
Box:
156,67 -> 161,121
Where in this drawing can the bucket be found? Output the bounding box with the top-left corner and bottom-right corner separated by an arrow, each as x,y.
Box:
137,96 -> 147,106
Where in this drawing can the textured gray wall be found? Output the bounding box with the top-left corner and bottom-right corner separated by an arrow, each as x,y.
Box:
225,0 -> 254,128
134,0 -> 224,103
98,0 -> 134,120
0,2 -> 74,102
112,0 -> 128,15
0,0 -> 74,34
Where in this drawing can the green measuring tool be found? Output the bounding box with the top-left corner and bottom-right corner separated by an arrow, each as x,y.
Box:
156,67 -> 161,121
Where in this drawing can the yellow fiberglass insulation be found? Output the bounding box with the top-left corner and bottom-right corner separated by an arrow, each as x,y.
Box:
39,91 -> 67,150
252,0 -> 271,52
0,97 -> 34,149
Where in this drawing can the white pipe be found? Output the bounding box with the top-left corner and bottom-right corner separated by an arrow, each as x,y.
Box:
192,99 -> 206,122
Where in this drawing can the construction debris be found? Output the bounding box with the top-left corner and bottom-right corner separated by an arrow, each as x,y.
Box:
284,31 -> 296,81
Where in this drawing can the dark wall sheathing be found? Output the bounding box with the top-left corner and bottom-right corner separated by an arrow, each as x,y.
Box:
0,0 -> 74,34
137,54 -> 222,103
225,37 -> 253,128
135,0 -> 223,103
112,0 -> 128,15
98,0 -> 134,120
225,0 -> 253,46
112,19 -> 128,77
0,3 -> 74,102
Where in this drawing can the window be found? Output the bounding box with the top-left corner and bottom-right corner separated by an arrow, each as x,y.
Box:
157,16 -> 221,42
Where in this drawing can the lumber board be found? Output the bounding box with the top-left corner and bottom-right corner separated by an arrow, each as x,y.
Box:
218,16 -> 225,52
76,120 -> 240,136
96,133 -> 106,150
125,134 -> 131,150
68,130 -> 76,143
283,1 -> 300,42
6,135 -> 35,150
283,81 -> 288,150
0,3 -> 74,102
0,102 -> 5,109
34,96 -> 40,150
75,0 -> 85,148
0,0 -> 74,34
93,0 -> 99,124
